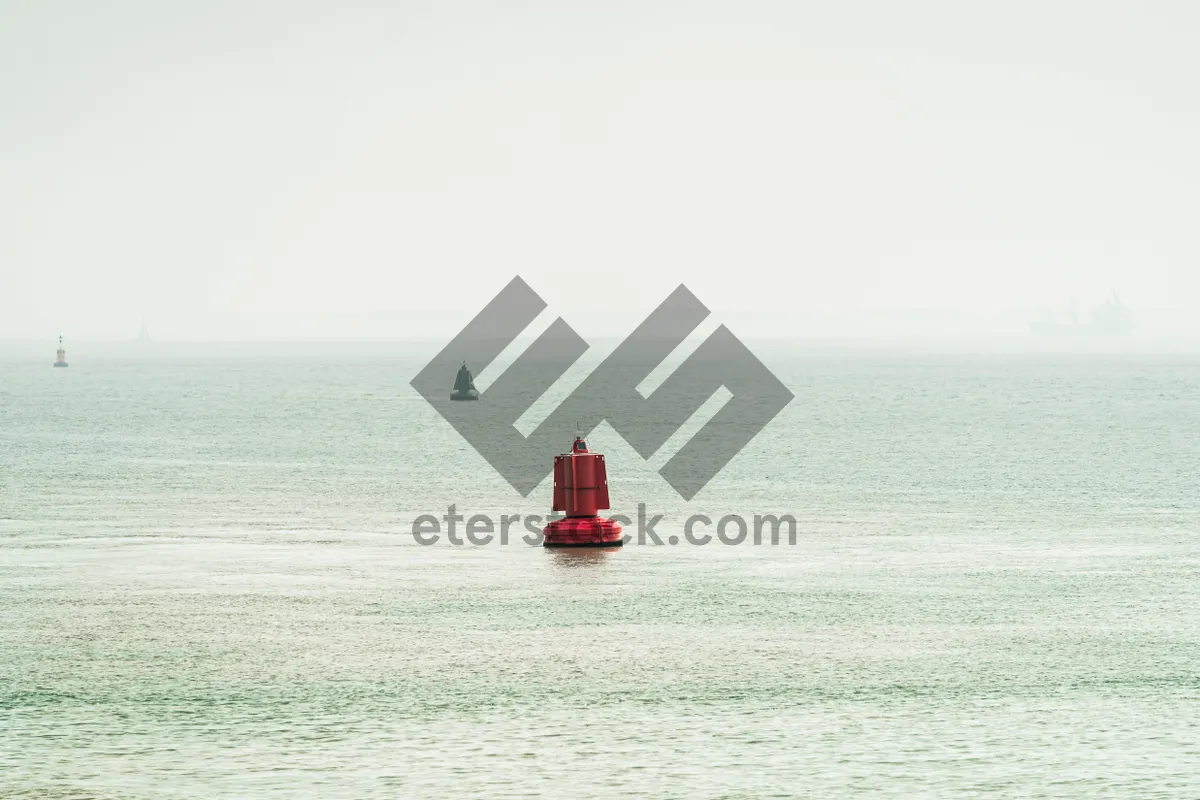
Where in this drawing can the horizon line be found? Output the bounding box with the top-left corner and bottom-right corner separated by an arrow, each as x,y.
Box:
7,332 -> 1200,345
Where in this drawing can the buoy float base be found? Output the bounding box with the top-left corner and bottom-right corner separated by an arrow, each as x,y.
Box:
543,517 -> 624,548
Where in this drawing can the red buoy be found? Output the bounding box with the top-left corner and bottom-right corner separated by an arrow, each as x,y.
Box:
542,434 -> 624,548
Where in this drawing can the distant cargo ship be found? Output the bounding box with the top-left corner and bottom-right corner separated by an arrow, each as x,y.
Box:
1030,291 -> 1134,336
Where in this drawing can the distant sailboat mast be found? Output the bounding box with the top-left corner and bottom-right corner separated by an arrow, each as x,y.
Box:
135,318 -> 152,343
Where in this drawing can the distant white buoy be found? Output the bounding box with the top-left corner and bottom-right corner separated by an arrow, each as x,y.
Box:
53,335 -> 68,368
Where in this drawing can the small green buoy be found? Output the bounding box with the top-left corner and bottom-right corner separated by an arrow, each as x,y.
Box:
450,361 -> 478,400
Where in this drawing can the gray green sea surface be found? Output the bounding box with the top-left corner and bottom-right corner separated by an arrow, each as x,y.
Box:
2,341 -> 1199,798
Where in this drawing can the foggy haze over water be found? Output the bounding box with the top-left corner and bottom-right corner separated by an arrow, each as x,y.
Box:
3,1 -> 1200,341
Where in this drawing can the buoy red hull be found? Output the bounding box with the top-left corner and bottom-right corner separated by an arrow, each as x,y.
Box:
543,517 -> 624,548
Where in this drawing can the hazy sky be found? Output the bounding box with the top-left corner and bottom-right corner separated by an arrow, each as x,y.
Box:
2,0 -> 1198,339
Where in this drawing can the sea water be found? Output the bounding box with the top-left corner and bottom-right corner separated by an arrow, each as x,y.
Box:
2,343 -> 1199,798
